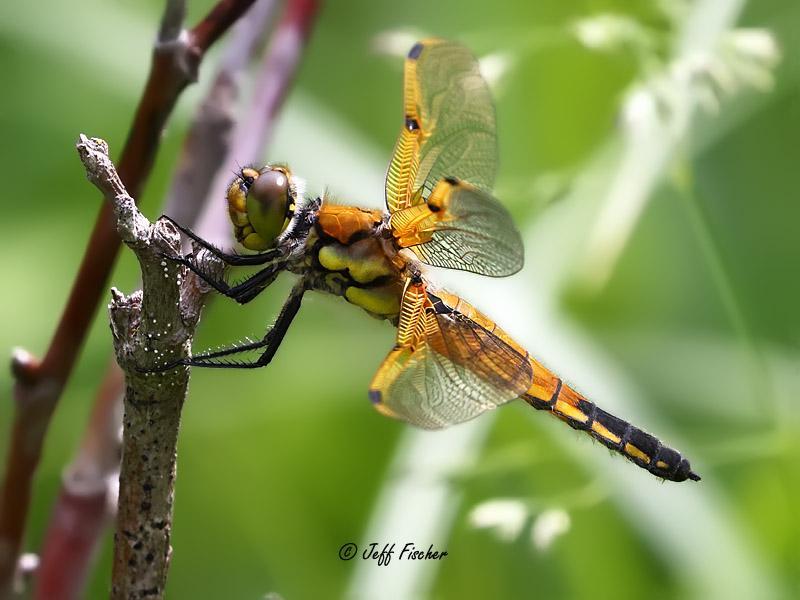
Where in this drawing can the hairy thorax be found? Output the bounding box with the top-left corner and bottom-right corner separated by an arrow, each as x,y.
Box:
292,204 -> 406,321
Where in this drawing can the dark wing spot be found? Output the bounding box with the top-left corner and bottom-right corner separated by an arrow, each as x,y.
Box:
443,176 -> 459,186
408,42 -> 424,60
369,390 -> 382,405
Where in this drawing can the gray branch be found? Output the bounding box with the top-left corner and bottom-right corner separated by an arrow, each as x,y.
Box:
75,135 -> 222,600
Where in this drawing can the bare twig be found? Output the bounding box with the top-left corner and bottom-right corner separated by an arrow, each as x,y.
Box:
32,5 -> 280,599
0,0 -> 257,594
75,135 -> 223,600
104,6 -> 321,596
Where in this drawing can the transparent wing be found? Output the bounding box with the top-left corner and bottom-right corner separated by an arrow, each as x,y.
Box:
385,39 -> 496,214
369,281 -> 531,429
389,177 -> 523,276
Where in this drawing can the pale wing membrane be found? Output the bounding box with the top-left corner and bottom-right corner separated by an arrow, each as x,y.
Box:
370,292 -> 532,429
373,345 -> 512,429
385,39 -> 497,213
399,180 -> 524,276
413,42 -> 496,194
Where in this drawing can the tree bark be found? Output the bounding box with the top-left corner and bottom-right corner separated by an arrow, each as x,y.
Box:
75,135 -> 222,600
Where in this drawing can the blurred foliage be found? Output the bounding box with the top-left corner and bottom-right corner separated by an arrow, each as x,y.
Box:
0,0 -> 798,599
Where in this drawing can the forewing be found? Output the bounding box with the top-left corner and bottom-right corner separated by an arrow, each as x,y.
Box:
385,39 -> 496,213
390,178 -> 524,276
369,288 -> 532,429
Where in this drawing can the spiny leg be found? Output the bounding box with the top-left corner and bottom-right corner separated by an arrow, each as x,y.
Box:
160,215 -> 283,266
169,281 -> 306,370
174,255 -> 286,304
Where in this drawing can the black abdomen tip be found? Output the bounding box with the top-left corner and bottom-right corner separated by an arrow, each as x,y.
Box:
672,457 -> 701,482
655,453 -> 701,482
682,461 -> 701,482
408,42 -> 424,60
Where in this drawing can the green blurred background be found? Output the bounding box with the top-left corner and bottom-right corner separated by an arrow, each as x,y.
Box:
1,0 -> 798,598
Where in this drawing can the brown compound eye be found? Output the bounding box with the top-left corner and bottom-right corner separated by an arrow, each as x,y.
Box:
245,168 -> 292,246
251,169 -> 288,207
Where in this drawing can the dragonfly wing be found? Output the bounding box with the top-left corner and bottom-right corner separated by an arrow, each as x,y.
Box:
385,39 -> 496,214
390,177 -> 524,276
369,280 -> 531,429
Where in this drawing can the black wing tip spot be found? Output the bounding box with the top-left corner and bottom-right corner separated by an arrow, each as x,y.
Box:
408,42 -> 425,60
369,389 -> 382,405
443,176 -> 459,186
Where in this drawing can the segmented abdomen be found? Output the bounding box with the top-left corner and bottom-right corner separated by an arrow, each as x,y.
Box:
522,359 -> 699,482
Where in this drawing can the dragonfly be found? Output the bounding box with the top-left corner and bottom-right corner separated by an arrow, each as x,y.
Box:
158,39 -> 699,483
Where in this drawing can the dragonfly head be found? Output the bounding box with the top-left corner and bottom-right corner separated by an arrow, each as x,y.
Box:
227,165 -> 298,251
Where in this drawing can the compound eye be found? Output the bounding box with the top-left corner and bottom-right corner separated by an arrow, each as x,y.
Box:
245,169 -> 291,244
251,170 -> 288,207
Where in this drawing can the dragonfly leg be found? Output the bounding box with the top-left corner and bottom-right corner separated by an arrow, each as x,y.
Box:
160,215 -> 282,266
152,281 -> 306,371
172,253 -> 286,304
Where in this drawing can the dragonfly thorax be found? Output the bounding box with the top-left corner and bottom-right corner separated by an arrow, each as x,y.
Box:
305,203 -> 406,321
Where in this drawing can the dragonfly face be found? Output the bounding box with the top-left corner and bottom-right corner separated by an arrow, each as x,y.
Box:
160,39 -> 699,483
227,165 -> 297,251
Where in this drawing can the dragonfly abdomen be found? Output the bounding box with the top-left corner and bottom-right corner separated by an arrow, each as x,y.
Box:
422,289 -> 698,482
522,369 -> 699,483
